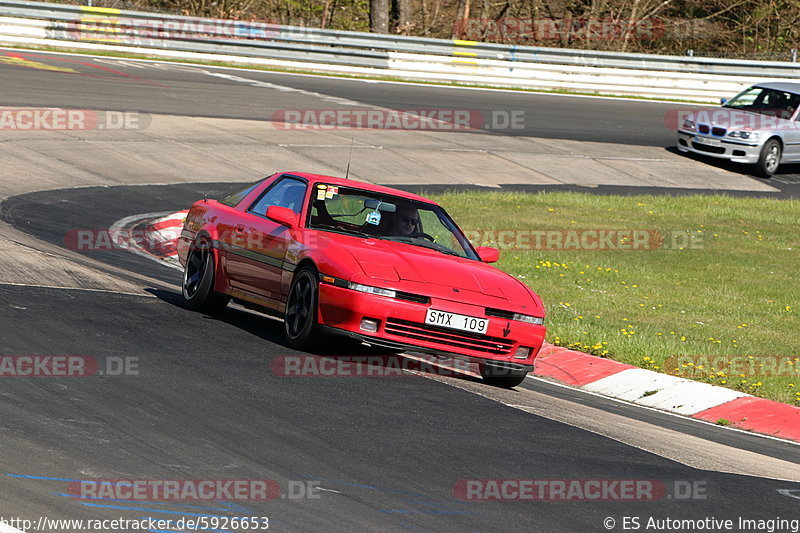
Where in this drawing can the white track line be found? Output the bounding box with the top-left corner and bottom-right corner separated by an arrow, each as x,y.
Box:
0,281 -> 157,297
0,46 -> 715,106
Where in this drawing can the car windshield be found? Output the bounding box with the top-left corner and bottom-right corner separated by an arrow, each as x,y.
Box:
723,86 -> 800,119
307,184 -> 478,260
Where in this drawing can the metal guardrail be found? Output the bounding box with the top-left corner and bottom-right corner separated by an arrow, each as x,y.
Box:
1,0 -> 799,100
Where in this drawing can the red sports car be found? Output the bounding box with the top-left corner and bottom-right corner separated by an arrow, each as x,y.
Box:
177,172 -> 546,387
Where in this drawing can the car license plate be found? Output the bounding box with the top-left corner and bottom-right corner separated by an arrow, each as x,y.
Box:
425,309 -> 488,334
694,136 -> 721,147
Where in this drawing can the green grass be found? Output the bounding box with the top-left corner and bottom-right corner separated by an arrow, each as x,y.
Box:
426,190 -> 800,406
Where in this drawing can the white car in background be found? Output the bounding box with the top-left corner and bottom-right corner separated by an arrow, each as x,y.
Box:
676,82 -> 800,177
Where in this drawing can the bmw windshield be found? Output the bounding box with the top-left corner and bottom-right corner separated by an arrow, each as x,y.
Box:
306,184 -> 478,260
723,86 -> 800,119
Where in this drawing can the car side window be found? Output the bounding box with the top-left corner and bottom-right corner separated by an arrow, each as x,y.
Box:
249,177 -> 307,216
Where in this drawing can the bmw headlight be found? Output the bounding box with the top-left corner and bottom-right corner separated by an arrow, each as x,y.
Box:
681,119 -> 696,131
728,130 -> 760,140
513,313 -> 544,325
348,282 -> 396,298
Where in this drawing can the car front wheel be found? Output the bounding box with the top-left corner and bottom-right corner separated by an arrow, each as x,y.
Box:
284,265 -> 320,350
756,138 -> 781,178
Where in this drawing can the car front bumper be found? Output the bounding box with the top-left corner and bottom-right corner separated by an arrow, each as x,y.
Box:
676,131 -> 762,164
316,283 -> 545,371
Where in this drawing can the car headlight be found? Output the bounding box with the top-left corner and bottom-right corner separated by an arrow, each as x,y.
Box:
681,119 -> 696,131
727,130 -> 760,140
348,282 -> 396,298
513,313 -> 544,325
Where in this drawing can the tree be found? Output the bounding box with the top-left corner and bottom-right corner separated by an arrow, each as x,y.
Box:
371,0 -> 389,32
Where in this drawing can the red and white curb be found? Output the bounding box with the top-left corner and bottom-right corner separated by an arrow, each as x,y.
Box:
119,211 -> 800,443
109,210 -> 187,270
533,344 -> 800,443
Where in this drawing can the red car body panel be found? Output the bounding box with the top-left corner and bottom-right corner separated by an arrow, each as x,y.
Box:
178,172 -> 546,370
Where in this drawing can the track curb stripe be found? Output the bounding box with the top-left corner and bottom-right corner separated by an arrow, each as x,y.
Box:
692,397 -> 800,442
533,344 -> 800,442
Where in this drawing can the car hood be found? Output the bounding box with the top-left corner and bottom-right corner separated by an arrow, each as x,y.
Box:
311,232 -> 537,306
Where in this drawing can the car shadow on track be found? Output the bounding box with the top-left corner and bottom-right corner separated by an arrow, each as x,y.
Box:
146,287 -> 292,346
145,287 -> 483,383
666,145 -> 800,185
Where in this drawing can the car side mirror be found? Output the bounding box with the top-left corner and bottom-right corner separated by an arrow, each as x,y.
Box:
266,205 -> 298,228
720,97 -> 728,105
476,246 -> 499,263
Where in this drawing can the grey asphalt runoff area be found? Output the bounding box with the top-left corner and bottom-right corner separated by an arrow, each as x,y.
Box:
0,47 -> 798,532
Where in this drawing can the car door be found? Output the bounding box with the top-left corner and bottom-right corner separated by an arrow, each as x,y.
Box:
224,176 -> 308,303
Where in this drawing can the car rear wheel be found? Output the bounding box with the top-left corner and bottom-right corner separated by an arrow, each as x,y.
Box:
284,265 -> 320,350
479,364 -> 528,388
756,138 -> 781,178
181,238 -> 229,314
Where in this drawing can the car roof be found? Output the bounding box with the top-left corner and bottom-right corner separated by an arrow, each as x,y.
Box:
280,171 -> 439,205
752,81 -> 800,94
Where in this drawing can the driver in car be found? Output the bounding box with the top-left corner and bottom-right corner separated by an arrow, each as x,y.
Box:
390,205 -> 420,236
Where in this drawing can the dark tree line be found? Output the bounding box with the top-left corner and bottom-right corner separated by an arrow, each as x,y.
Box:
53,0 -> 800,58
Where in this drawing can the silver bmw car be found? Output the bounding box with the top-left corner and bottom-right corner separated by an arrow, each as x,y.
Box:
676,81 -> 800,177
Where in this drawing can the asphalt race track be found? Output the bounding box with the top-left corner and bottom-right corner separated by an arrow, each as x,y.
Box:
0,49 -> 681,145
1,47 -> 799,532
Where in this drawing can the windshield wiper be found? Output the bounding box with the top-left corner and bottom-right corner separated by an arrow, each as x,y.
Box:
312,223 -> 374,239
383,236 -> 462,256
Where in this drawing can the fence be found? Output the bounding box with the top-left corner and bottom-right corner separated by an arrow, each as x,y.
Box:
1,0 -> 800,101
